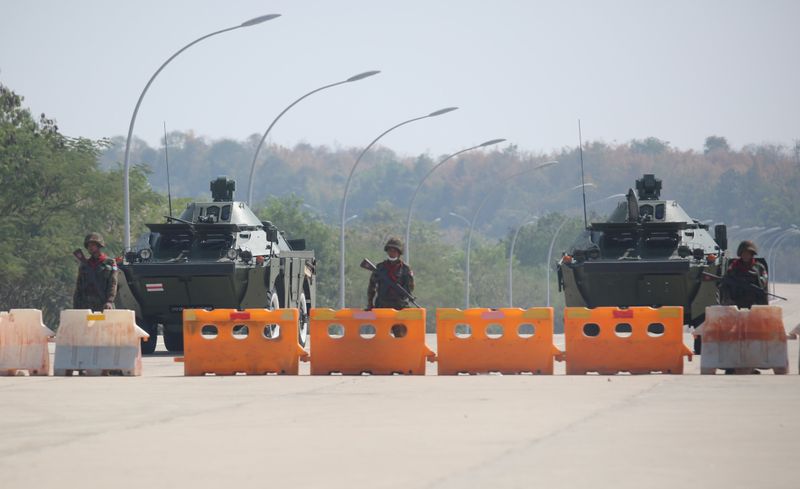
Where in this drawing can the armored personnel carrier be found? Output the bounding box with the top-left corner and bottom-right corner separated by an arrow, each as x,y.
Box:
117,177 -> 316,354
557,174 -> 728,329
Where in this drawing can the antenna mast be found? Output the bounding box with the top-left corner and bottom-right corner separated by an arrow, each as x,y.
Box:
163,121 -> 173,218
578,119 -> 588,229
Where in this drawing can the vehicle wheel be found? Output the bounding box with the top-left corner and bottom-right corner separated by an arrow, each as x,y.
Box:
298,291 -> 309,347
163,328 -> 184,352
689,313 -> 705,355
138,317 -> 157,355
264,290 -> 281,339
267,290 -> 281,310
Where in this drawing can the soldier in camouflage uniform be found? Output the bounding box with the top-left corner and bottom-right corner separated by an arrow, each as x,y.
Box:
73,233 -> 118,311
367,237 -> 415,311
719,240 -> 768,309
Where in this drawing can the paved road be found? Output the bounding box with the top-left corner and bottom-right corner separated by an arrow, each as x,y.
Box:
2,287 -> 799,489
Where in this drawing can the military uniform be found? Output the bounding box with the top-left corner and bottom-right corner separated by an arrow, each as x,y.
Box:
367,238 -> 415,310
73,233 -> 118,311
719,240 -> 768,309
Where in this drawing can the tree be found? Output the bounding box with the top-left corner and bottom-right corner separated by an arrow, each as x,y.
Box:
704,135 -> 730,154
0,83 -> 162,325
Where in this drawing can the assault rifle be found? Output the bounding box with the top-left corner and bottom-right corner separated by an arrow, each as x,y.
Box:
701,271 -> 787,301
360,258 -> 421,308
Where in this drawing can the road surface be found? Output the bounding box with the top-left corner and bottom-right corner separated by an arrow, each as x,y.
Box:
2,286 -> 799,489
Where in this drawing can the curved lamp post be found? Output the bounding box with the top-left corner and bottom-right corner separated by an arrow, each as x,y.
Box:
464,161 -> 558,308
508,216 -> 539,307
246,70 -> 381,205
768,227 -> 800,295
123,13 -> 281,250
338,106 -> 459,308
448,212 -> 472,307
404,138 -> 506,265
546,192 -> 625,306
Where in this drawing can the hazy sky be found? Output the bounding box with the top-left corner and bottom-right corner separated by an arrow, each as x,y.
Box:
2,0 -> 798,156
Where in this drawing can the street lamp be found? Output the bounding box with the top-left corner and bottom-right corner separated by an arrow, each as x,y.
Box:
546,192 -> 624,306
448,212 -> 471,307
338,107 -> 459,308
246,70 -> 381,205
404,138 -> 505,265
768,227 -> 800,294
122,13 -> 281,250
508,216 -> 539,307
464,161 -> 558,308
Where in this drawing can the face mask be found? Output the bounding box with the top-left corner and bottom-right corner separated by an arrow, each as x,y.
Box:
387,256 -> 399,262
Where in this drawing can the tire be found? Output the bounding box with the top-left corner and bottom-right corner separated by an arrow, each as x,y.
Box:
264,290 -> 281,339
689,313 -> 705,355
163,327 -> 184,352
139,317 -> 157,355
298,291 -> 309,347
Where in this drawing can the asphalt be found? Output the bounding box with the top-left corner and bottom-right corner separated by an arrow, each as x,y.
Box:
1,286 -> 799,489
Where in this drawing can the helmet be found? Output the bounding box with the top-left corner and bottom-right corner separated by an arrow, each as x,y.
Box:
737,240 -> 757,256
384,237 -> 404,255
84,232 -> 105,248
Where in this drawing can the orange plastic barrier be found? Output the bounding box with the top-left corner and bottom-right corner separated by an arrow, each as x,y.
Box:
436,308 -> 561,374
564,306 -> 691,374
182,309 -> 306,375
309,308 -> 433,375
0,309 -> 54,376
696,305 -> 788,374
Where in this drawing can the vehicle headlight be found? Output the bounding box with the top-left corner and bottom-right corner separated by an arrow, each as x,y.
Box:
138,248 -> 152,261
226,248 -> 239,260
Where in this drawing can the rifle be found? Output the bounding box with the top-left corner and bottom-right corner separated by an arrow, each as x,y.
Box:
360,258 -> 421,308
701,271 -> 787,301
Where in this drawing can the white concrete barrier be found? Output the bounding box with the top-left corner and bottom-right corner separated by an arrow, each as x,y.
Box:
697,305 -> 789,374
789,324 -> 799,374
54,309 -> 149,376
0,309 -> 54,376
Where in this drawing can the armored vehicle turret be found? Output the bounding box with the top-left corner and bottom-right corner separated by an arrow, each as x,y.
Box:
116,177 -> 316,354
557,174 -> 728,330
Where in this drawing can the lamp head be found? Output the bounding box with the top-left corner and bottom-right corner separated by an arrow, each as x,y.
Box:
428,107 -> 459,117
346,70 -> 381,82
240,14 -> 281,27
479,138 -> 506,147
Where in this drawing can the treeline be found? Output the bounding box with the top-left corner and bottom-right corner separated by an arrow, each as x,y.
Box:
104,132 -> 800,238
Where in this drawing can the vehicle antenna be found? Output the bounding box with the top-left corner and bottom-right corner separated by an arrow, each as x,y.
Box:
163,121 -> 173,218
578,119 -> 588,229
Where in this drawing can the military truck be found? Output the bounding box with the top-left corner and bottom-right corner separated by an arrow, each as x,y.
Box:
117,177 -> 316,354
557,174 -> 728,334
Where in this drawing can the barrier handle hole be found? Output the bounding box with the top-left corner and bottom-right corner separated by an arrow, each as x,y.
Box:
232,324 -> 249,339
262,324 -> 281,340
486,323 -> 504,339
614,323 -> 633,338
201,325 -> 218,339
647,323 -> 665,337
518,323 -> 536,338
359,324 -> 376,339
328,324 -> 344,339
390,324 -> 407,338
455,324 -> 472,339
583,323 -> 600,337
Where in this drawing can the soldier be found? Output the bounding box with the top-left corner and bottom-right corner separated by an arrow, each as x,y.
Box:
73,233 -> 118,311
367,237 -> 415,311
719,240 -> 769,308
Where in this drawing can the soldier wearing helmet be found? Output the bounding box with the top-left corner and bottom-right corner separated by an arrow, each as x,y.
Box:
73,233 -> 118,311
719,240 -> 768,308
367,237 -> 415,310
